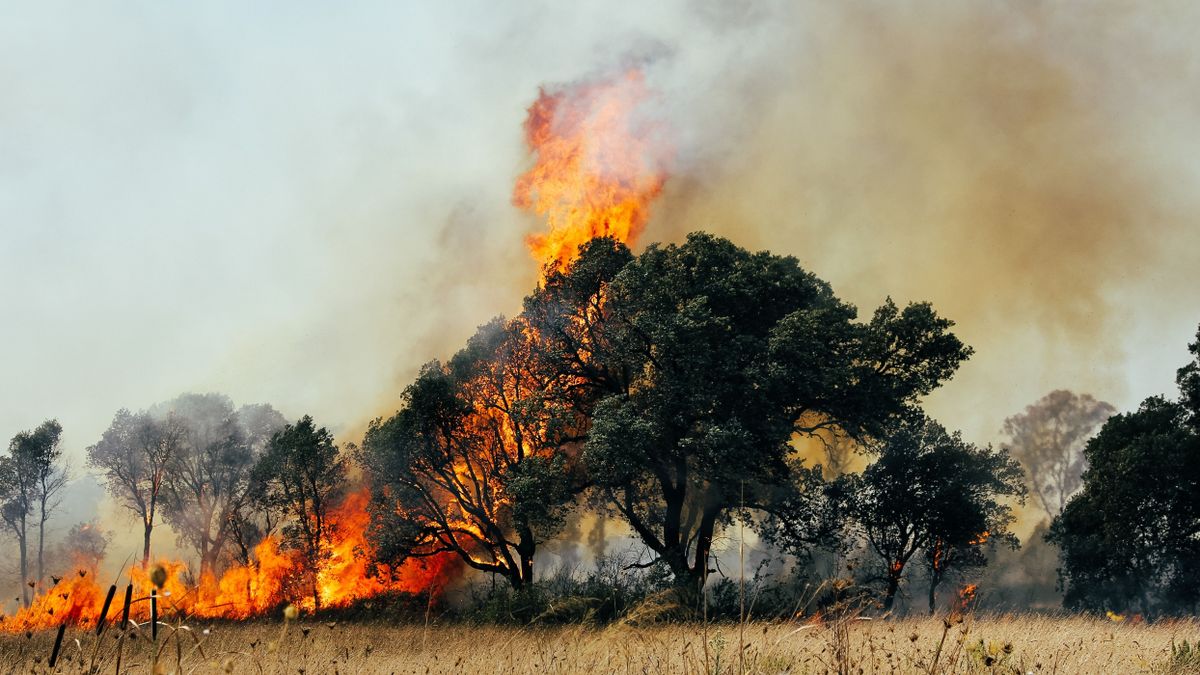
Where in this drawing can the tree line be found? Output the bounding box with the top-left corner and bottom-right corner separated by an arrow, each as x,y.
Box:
4,232 -> 1196,617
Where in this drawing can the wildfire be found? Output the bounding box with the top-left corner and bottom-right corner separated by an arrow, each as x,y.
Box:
1,70 -> 669,635
956,583 -> 979,612
513,68 -> 673,273
0,489 -> 460,633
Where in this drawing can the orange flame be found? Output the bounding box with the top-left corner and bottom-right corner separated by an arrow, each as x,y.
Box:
514,68 -> 673,273
0,489 -> 460,632
956,583 -> 979,612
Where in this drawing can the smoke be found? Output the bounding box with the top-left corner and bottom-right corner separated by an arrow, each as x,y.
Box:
641,0 -> 1200,443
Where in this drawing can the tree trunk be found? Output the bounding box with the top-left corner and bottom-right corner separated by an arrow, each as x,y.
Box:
517,528 -> 536,589
37,514 -> 46,595
928,575 -> 940,615
689,508 -> 720,589
199,540 -> 214,586
142,521 -> 153,569
18,533 -> 29,608
36,499 -> 48,593
883,573 -> 901,613
506,569 -> 525,590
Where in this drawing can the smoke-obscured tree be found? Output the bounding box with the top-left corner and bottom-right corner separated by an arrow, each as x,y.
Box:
252,415 -> 346,610
1049,327 -> 1200,616
154,393 -> 286,580
55,521 -> 109,573
364,318 -> 586,590
228,403 -> 290,566
87,409 -> 184,567
834,417 -> 1024,612
571,233 -> 972,591
1002,390 -> 1115,521
0,420 -> 68,606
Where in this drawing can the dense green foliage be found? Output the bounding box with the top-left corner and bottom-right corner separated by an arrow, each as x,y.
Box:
829,416 -> 1024,612
1049,329 -> 1200,617
253,415 -> 348,608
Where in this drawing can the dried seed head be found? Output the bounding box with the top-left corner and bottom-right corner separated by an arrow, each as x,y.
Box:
149,565 -> 168,589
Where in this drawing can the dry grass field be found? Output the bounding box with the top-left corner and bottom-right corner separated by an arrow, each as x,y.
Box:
2,614 -> 1199,674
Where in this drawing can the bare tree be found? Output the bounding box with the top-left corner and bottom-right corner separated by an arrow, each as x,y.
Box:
87,409 -> 184,567
1,420 -> 69,605
1002,390 -> 1115,520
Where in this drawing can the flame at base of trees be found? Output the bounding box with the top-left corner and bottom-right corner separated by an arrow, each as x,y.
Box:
0,490 -> 461,632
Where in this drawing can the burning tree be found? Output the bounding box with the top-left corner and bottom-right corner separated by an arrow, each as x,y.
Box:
252,415 -> 347,610
834,416 -> 1024,612
363,238 -> 635,590
156,394 -> 286,581
364,315 -> 591,590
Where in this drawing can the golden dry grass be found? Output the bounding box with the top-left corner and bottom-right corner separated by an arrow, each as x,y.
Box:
1,614 -> 1199,674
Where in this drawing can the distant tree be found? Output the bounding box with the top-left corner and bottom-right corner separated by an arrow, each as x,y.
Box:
1049,327 -> 1200,616
836,417 -> 1024,612
87,409 -> 184,567
252,415 -> 346,610
364,318 -> 585,590
155,394 -> 286,580
1002,390 -> 1115,520
569,233 -> 972,591
0,420 -> 68,606
56,521 -> 109,573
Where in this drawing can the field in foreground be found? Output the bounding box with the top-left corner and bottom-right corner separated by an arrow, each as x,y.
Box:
2,615 -> 1199,674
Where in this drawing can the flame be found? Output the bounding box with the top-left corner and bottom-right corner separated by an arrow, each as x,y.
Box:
514,68 -> 673,273
956,583 -> 979,612
0,489 -> 460,632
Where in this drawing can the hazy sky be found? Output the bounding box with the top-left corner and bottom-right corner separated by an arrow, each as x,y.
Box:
3,1 -> 1200,544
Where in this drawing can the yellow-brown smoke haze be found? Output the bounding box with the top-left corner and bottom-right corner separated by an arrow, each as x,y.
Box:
650,0 -> 1200,446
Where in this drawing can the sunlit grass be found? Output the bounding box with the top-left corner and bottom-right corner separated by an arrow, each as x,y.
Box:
2,613 -> 1198,674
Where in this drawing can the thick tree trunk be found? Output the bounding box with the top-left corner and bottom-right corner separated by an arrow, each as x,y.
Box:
517,528 -> 536,589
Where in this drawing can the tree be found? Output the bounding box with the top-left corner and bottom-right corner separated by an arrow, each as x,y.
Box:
253,415 -> 346,610
228,403 -> 289,566
1002,390 -> 1115,520
364,318 -> 585,590
836,417 -> 1024,612
155,393 -> 285,580
1,420 -> 69,606
55,521 -> 110,573
1048,327 -> 1200,616
87,409 -> 184,567
571,233 -> 972,591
